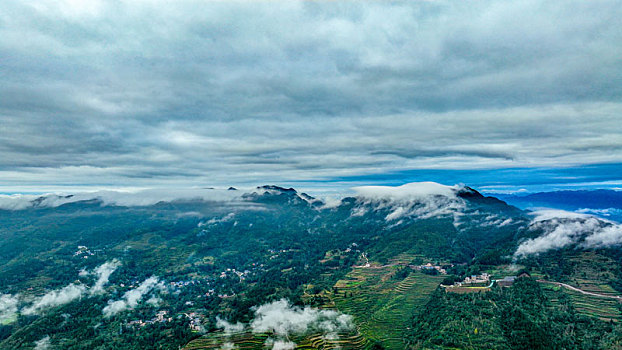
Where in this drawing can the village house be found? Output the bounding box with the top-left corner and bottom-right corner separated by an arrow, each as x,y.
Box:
497,272 -> 530,287
496,276 -> 516,287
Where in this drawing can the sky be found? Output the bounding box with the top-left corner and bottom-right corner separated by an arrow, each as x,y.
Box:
1,0 -> 621,195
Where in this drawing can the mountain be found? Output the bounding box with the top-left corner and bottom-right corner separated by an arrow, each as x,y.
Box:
0,183 -> 621,349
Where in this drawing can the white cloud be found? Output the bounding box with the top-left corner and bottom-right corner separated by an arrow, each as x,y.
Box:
103,276 -> 163,317
499,218 -> 514,227
201,213 -> 236,226
22,284 -> 87,316
146,296 -> 161,307
318,195 -> 344,209
34,335 -> 51,350
18,260 -> 122,316
531,209 -> 589,222
216,317 -> 245,335
0,188 -> 248,210
212,299 -> 353,349
577,207 -> 622,221
219,342 -> 238,350
583,224 -> 622,248
353,182 -> 458,199
0,294 -> 19,324
352,182 -> 465,221
514,210 -> 622,258
0,194 -> 42,210
265,339 -> 296,350
250,299 -> 353,348
476,215 -> 514,228
90,259 -> 121,295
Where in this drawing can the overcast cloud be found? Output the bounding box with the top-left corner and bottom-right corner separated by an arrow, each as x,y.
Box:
1,0 -> 621,192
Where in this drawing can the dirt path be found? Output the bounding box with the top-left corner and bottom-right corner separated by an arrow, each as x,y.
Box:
538,280 -> 622,300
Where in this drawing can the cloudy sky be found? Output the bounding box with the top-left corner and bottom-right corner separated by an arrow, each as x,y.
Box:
1,0 -> 621,194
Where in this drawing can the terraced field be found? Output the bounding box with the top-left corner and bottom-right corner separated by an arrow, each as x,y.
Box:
183,332 -> 269,349
301,332 -> 369,349
575,278 -> 621,297
182,331 -> 367,349
543,282 -> 622,322
330,257 -> 444,349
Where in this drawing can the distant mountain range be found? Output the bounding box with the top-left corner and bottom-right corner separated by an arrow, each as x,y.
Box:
498,189 -> 622,222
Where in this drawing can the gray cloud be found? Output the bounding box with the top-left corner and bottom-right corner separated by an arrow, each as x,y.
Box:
0,0 -> 621,190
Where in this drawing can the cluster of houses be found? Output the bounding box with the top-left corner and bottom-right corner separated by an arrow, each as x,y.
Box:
445,271 -> 531,288
169,279 -> 236,299
464,273 -> 490,284
344,242 -> 361,254
127,310 -> 205,332
170,280 -> 203,288
217,293 -> 236,298
268,248 -> 298,260
185,312 -> 204,332
73,245 -> 97,259
127,310 -> 173,328
447,272 -> 491,287
219,268 -> 252,281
